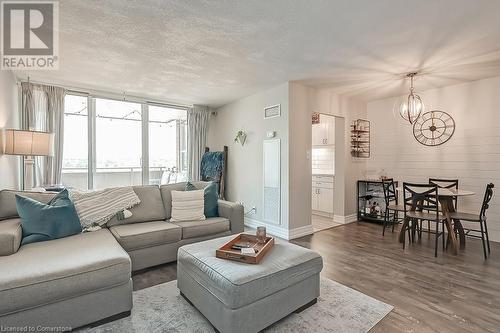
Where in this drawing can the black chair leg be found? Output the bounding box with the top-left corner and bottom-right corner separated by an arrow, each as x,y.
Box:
434,221 -> 439,257
479,220 -> 488,259
484,220 -> 491,254
403,222 -> 407,250
427,221 -> 431,239
382,209 -> 388,236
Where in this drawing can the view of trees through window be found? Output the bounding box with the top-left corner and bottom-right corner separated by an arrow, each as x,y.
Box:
61,94 -> 188,189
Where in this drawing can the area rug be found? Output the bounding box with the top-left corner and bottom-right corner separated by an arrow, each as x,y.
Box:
81,278 -> 393,333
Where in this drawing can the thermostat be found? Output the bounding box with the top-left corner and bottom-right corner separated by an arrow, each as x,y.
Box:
266,131 -> 276,138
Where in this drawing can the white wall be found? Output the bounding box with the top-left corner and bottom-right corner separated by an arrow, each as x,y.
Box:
367,76 -> 500,242
288,82 -> 313,233
207,82 -> 291,237
208,81 -> 368,238
0,70 -> 20,190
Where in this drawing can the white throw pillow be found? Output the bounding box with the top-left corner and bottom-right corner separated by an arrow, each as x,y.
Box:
170,189 -> 206,222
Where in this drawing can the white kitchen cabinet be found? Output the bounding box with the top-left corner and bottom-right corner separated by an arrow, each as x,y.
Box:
317,188 -> 334,213
312,115 -> 335,146
311,176 -> 334,214
312,189 -> 319,211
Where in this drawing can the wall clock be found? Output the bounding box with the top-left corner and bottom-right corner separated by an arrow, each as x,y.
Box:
412,110 -> 455,146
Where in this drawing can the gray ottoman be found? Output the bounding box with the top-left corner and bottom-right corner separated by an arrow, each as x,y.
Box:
177,235 -> 323,333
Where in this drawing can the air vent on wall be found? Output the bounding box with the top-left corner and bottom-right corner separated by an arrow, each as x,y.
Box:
264,104 -> 280,119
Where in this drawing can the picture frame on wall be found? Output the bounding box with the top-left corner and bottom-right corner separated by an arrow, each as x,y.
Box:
264,104 -> 281,119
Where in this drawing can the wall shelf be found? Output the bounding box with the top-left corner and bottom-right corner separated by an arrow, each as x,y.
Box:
350,119 -> 370,158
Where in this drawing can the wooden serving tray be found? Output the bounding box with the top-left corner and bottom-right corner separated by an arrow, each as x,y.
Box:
216,234 -> 274,264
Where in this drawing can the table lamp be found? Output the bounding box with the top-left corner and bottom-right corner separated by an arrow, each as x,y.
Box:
2,129 -> 54,190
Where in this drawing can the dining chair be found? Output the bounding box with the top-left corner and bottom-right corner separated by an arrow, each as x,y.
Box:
427,178 -> 459,242
402,182 -> 445,257
448,183 -> 494,259
381,178 -> 404,236
429,178 -> 459,209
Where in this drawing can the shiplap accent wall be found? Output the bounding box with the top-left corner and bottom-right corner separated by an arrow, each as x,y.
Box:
367,76 -> 500,242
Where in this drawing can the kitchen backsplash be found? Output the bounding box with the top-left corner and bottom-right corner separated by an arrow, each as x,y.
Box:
312,147 -> 334,175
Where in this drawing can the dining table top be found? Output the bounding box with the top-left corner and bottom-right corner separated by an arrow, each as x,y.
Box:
395,187 -> 475,197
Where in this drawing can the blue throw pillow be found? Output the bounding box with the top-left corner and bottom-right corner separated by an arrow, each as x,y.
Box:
185,182 -> 219,218
16,189 -> 82,245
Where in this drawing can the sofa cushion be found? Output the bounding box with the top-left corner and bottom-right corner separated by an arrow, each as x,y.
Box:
107,186 -> 166,227
177,236 -> 323,309
0,229 -> 130,316
170,189 -> 206,222
0,219 -> 22,256
173,217 -> 230,239
16,189 -> 82,245
109,221 -> 182,251
160,181 -> 210,219
0,190 -> 56,221
186,181 -> 219,218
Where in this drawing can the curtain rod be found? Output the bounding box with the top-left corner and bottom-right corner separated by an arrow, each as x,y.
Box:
16,79 -> 193,110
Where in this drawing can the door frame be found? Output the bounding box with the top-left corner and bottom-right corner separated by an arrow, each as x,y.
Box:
310,112 -> 346,222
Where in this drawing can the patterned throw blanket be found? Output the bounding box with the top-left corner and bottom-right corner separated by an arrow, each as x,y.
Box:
69,187 -> 140,229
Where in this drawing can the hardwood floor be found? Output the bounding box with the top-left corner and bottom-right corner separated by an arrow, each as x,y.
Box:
312,214 -> 343,233
292,222 -> 500,333
132,222 -> 500,333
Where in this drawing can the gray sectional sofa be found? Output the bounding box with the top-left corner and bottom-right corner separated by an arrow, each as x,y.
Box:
0,181 -> 244,329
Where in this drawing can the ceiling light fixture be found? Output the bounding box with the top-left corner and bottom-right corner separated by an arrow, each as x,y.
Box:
394,72 -> 424,124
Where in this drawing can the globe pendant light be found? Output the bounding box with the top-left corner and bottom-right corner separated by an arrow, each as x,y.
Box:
395,72 -> 424,124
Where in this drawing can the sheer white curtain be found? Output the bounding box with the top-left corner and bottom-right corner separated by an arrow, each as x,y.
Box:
187,105 -> 210,181
21,82 -> 66,186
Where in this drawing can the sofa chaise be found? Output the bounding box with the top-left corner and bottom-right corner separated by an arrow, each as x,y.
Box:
0,181 -> 244,329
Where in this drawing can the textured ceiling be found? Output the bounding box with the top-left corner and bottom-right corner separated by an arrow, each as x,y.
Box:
13,0 -> 500,107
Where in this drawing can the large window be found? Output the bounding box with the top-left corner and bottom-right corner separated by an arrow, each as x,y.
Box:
61,94 -> 188,190
61,95 -> 88,189
95,98 -> 143,189
149,105 -> 187,185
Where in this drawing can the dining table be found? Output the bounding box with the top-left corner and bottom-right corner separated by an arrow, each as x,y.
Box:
396,187 -> 475,255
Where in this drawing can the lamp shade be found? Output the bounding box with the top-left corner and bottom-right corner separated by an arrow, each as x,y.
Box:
3,129 -> 54,156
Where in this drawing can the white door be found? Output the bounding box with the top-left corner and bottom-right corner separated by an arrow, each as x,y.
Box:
318,188 -> 334,213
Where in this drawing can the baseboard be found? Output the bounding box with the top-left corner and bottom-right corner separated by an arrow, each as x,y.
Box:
333,214 -> 358,224
244,218 -> 314,240
288,224 -> 315,239
312,210 -> 333,218
244,217 -> 289,239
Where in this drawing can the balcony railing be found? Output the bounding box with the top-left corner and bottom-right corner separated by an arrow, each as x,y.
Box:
61,166 -> 187,189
